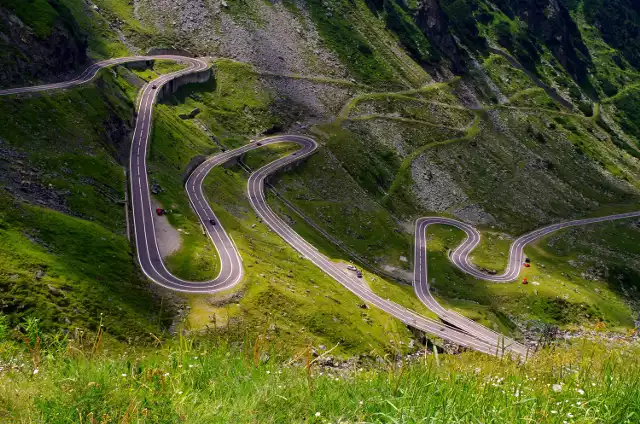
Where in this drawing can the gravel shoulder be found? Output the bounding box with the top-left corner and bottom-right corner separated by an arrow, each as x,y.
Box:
152,198 -> 182,258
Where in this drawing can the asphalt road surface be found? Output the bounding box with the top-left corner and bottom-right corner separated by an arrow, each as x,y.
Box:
0,55 -> 202,96
4,56 -> 640,357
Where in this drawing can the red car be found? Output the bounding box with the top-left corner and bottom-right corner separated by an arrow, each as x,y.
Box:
523,263 -> 531,268
156,208 -> 165,216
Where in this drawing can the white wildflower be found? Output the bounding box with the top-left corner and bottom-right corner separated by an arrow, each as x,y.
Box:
576,388 -> 584,395
121,373 -> 127,377
551,410 -> 558,414
315,412 -> 321,417
33,369 -> 39,375
552,384 -> 563,393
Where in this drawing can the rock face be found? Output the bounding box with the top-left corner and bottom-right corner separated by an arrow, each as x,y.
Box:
493,0 -> 592,89
414,0 -> 466,73
0,4 -> 87,88
411,155 -> 495,225
583,0 -> 640,69
523,0 -> 591,85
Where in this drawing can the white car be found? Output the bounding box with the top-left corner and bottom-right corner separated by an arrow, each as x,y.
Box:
347,265 -> 357,271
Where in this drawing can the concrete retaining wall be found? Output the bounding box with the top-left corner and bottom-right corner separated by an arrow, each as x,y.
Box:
266,152 -> 316,178
157,66 -> 213,102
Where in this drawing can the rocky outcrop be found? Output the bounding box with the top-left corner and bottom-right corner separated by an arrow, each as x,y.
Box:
0,4 -> 88,88
411,155 -> 495,225
582,0 -> 640,68
414,0 -> 467,73
521,0 -> 592,87
492,0 -> 593,91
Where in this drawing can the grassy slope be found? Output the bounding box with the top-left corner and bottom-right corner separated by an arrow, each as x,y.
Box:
1,0 -> 639,359
130,60 -> 189,82
146,60 -> 432,351
1,0 -> 59,38
191,150 -> 418,354
139,3 -> 640,341
428,221 -> 639,332
302,0 -> 429,89
147,59 -> 277,281
2,335 -> 640,422
267,70 -> 640,333
0,69 -> 172,340
0,192 -> 170,340
1,0 -> 137,61
146,100 -> 222,281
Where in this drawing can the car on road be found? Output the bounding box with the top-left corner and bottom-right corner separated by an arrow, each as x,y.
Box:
356,270 -> 363,278
347,265 -> 357,271
523,263 -> 531,268
209,219 -> 217,226
152,85 -> 157,89
256,141 -> 262,146
156,208 -> 165,216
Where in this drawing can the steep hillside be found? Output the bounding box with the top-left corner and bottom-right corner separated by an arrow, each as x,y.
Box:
0,0 -> 639,356
0,66 -> 174,340
0,0 -> 87,87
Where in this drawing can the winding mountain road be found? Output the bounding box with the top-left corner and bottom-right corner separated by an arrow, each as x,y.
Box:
3,55 -> 639,357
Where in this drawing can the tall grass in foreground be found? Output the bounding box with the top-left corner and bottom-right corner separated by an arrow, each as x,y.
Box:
0,323 -> 639,423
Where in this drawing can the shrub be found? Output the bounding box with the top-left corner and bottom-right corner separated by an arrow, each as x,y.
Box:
0,313 -> 8,342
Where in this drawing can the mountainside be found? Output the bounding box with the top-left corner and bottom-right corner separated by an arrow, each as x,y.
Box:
2,0 -> 640,420
0,0 -> 88,87
0,0 -> 639,360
